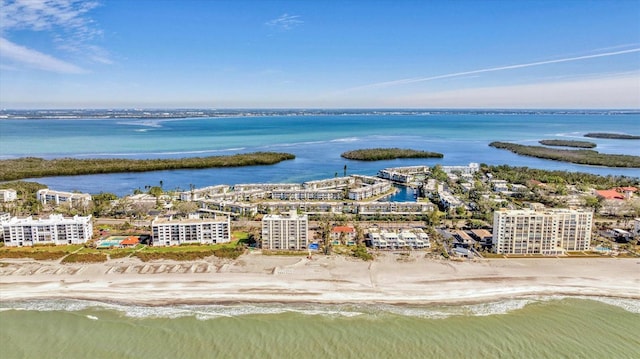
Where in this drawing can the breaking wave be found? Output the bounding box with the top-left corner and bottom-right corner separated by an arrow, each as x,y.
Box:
2,296 -> 638,320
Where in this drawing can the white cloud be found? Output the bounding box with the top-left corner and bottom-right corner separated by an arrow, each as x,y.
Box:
265,13 -> 303,30
0,37 -> 86,73
0,0 -> 108,71
388,73 -> 640,109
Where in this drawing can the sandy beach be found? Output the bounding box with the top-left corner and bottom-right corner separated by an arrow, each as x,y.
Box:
1,253 -> 639,305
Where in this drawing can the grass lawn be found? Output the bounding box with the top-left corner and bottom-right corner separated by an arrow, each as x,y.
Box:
0,244 -> 83,260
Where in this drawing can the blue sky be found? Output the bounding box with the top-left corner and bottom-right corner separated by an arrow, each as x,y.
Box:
1,0 -> 639,109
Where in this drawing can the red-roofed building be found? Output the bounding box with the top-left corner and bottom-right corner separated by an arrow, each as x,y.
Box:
595,190 -> 625,200
120,236 -> 140,247
617,187 -> 638,199
331,226 -> 356,245
596,187 -> 637,200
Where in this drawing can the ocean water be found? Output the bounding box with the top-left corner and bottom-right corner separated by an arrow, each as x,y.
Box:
1,113 -> 639,195
1,297 -> 639,359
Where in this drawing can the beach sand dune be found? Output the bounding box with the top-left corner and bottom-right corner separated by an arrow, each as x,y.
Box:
1,253 -> 638,305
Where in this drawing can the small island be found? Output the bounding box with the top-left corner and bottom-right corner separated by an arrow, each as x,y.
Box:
0,152 -> 296,181
538,139 -> 596,148
341,148 -> 444,161
489,142 -> 640,168
584,133 -> 640,140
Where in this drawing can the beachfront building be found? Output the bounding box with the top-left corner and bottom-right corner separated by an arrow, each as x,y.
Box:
493,208 -> 593,255
1,214 -> 92,247
0,189 -> 17,202
36,189 -> 92,208
330,226 -> 356,245
369,228 -> 430,249
261,210 -> 309,250
151,214 -> 231,246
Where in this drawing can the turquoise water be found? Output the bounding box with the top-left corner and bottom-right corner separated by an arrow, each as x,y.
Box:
1,113 -> 639,195
1,297 -> 639,359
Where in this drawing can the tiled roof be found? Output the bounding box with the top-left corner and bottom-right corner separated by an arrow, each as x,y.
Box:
595,190 -> 625,200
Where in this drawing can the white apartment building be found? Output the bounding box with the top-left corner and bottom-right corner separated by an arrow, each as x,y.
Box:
441,162 -> 480,175
151,214 -> 231,246
270,189 -> 344,201
2,214 -> 93,247
378,166 -> 430,184
0,189 -> 18,202
493,208 -> 593,255
261,210 -> 309,250
179,185 -> 230,201
37,189 -> 92,207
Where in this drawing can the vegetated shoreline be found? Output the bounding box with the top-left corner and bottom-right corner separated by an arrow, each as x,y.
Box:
341,148 -> 444,161
584,133 -> 640,140
489,142 -> 640,168
0,152 -> 296,181
538,139 -> 596,148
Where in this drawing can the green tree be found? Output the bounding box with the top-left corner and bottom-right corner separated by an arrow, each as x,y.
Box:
148,186 -> 163,198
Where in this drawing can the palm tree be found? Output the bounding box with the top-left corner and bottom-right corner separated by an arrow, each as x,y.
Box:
354,222 -> 365,246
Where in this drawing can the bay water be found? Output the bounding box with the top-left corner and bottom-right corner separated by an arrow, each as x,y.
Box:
1,113 -> 639,196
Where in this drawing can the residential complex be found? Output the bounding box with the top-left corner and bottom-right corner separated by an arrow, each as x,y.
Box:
36,189 -> 92,208
0,189 -> 17,202
1,214 -> 93,247
261,211 -> 309,250
367,227 -> 430,249
151,214 -> 231,246
493,208 -> 593,255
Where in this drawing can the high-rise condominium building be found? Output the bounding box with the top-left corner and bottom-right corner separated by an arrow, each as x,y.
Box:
493,208 -> 593,255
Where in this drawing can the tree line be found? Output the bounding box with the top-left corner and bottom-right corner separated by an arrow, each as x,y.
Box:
0,152 -> 296,181
489,142 -> 640,168
341,148 -> 443,161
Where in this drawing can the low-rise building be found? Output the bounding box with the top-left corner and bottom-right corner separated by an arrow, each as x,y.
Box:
2,214 -> 92,247
441,163 -> 480,175
331,226 -> 356,245
151,214 -> 231,246
0,189 -> 17,202
36,189 -> 92,208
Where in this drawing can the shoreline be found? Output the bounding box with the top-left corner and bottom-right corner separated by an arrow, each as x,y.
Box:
2,254 -> 639,306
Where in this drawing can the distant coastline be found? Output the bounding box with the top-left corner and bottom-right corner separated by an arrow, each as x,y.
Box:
1,108 -> 639,120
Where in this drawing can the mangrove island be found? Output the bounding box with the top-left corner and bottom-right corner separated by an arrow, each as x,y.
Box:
538,139 -> 597,148
584,133 -> 640,140
489,142 -> 640,168
340,148 -> 444,161
0,152 -> 296,181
